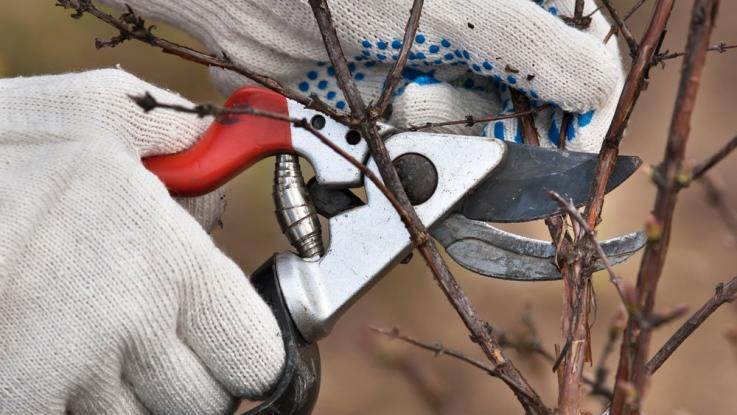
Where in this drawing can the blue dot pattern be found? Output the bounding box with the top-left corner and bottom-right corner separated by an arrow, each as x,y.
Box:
294,24 -> 595,144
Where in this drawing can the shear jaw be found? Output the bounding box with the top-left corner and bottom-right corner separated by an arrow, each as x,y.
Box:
431,214 -> 646,281
275,132 -> 506,342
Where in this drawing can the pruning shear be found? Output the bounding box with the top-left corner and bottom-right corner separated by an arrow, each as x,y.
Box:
143,86 -> 644,414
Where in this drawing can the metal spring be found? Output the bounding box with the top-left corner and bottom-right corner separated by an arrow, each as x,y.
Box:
273,154 -> 324,259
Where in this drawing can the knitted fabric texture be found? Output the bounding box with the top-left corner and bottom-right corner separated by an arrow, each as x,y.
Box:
0,69 -> 284,414
101,0 -> 624,152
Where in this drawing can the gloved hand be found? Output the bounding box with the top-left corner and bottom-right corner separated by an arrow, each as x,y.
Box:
0,69 -> 284,414
100,0 -> 623,152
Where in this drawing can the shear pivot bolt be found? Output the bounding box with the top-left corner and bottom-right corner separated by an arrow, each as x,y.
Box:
310,115 -> 326,130
393,153 -> 437,206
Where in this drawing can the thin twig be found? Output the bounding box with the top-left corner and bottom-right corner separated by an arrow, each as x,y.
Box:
592,312 -> 624,402
610,2 -> 720,413
371,0 -> 424,120
653,42 -> 737,65
603,0 -> 649,44
371,326 -> 596,405
690,133 -> 737,180
646,276 -> 737,373
697,172 -> 737,242
55,0 -> 357,126
131,93 -> 409,226
371,327 -> 501,377
624,0 -> 649,20
647,304 -> 690,329
600,0 -> 639,57
405,105 -> 549,132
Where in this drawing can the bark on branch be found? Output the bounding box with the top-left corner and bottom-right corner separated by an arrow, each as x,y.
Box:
610,2 -> 720,413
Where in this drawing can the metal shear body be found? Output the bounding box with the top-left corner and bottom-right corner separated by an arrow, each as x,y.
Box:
143,87 -> 644,414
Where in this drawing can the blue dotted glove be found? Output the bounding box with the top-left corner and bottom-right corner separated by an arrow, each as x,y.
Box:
101,0 -> 624,152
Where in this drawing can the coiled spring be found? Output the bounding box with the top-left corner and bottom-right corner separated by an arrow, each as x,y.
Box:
273,154 -> 324,259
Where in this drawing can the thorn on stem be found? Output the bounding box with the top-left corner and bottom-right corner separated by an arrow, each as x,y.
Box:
130,92 -> 157,113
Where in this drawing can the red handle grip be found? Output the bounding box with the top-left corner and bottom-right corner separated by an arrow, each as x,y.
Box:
143,87 -> 293,196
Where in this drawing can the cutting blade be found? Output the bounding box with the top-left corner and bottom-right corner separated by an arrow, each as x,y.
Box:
461,142 -> 641,222
431,214 -> 646,281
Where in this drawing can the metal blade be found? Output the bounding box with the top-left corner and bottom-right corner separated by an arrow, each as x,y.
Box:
431,214 -> 646,281
461,142 -> 641,222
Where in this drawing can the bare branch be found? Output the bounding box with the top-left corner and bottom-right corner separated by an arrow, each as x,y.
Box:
697,172 -> 737,242
371,0 -> 424,119
624,0 -> 649,20
510,87 -> 586,412
592,312 -> 625,401
405,104 -> 549,132
371,327 -> 501,376
691,133 -> 737,180
647,276 -> 737,373
584,0 -> 676,228
653,42 -> 737,65
600,0 -> 639,57
647,304 -> 690,329
610,2 -> 720,413
55,0 -> 357,126
371,326 -> 560,405
548,191 -> 633,313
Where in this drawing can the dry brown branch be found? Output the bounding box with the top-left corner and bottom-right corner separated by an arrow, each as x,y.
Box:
600,0 -> 639,57
646,276 -> 737,373
548,191 -> 633,313
691,133 -> 737,180
55,0 -> 357,126
510,88 -> 588,413
647,304 -> 689,329
371,327 -> 501,377
624,0 -> 649,20
371,0 -> 424,120
548,220 -> 593,414
603,0 -> 648,45
697,172 -> 737,242
372,326 -> 561,412
610,2 -> 720,413
592,312 -> 625,402
307,1 -> 549,413
653,42 -> 737,64
584,0 -> 675,228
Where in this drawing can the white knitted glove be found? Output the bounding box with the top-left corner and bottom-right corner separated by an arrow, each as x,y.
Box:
101,0 -> 624,152
0,69 -> 284,414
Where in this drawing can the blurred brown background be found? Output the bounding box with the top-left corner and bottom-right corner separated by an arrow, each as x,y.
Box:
3,1 -> 736,413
